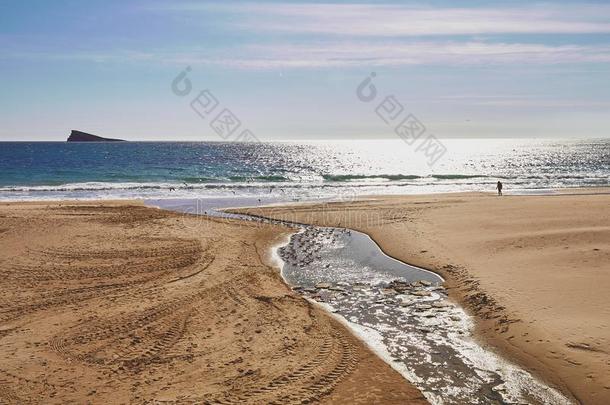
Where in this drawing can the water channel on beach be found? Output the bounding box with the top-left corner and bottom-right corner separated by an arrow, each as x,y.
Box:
149,198 -> 572,405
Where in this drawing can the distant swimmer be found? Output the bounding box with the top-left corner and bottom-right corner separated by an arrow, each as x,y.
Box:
496,181 -> 503,196
169,187 -> 176,192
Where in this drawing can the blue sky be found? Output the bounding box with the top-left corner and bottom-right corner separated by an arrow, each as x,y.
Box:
1,0 -> 610,140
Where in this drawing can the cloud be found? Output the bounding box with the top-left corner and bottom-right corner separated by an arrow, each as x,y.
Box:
183,41 -> 610,69
4,40 -> 610,69
6,2 -> 610,69
153,2 -> 610,36
439,94 -> 610,108
133,2 -> 610,68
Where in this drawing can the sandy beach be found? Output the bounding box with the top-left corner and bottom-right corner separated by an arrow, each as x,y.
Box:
238,189 -> 610,404
1,191 -> 608,404
4,0 -> 610,402
0,201 -> 426,404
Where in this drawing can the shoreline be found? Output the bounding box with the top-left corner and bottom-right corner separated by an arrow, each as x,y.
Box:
0,184 -> 608,204
235,187 -> 610,404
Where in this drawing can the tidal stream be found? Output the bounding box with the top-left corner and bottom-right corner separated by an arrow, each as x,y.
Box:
149,198 -> 572,405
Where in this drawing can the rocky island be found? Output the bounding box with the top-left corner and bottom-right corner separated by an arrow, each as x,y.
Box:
67,130 -> 125,142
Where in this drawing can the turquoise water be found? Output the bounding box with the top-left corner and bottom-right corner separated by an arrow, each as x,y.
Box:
0,139 -> 608,200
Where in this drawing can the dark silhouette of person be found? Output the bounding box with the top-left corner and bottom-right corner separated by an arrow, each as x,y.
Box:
497,181 -> 503,196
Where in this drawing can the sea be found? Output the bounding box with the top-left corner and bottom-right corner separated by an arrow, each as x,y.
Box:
0,138 -> 608,201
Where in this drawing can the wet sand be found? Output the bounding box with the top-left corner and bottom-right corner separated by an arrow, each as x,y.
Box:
0,201 -> 426,404
238,189 -> 610,404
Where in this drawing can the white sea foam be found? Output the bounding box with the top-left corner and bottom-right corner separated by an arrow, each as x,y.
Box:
269,221 -> 574,404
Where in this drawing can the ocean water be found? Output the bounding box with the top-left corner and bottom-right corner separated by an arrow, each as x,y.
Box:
0,139 -> 608,201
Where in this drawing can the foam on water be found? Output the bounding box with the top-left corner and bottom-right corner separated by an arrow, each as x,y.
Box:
275,226 -> 573,405
149,198 -> 574,404
1,139 -> 608,201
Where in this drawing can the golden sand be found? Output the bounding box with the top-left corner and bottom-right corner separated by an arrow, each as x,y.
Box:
0,201 -> 425,404
238,190 -> 610,404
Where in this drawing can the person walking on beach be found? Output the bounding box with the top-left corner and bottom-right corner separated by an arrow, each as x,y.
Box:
497,181 -> 503,196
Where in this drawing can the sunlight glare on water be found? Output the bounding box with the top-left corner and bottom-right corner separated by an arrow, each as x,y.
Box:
0,139 -> 607,200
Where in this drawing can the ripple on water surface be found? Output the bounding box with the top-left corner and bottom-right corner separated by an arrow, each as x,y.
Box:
279,227 -> 572,405
146,200 -> 573,405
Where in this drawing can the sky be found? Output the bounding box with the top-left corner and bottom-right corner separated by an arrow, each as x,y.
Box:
1,0 -> 610,141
